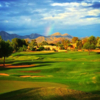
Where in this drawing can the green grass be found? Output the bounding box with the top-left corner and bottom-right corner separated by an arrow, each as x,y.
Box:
0,51 -> 100,99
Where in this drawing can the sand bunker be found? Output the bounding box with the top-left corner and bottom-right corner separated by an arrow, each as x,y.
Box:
20,75 -> 45,78
0,73 -> 9,76
0,64 -> 35,68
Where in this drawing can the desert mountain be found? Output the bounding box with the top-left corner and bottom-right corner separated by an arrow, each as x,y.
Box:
50,32 -> 62,36
0,31 -> 43,41
49,32 -> 72,38
36,32 -> 73,43
0,31 -> 73,43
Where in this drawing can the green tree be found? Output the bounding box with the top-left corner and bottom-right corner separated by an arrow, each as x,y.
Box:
83,36 -> 96,55
83,42 -> 90,55
96,37 -> 100,41
82,38 -> 88,45
24,39 -> 29,46
0,36 -> 3,41
56,42 -> 61,46
18,45 -> 27,52
0,40 -> 13,66
88,36 -> 96,45
11,38 -> 19,51
56,42 -> 64,50
7,40 -> 12,47
41,41 -> 48,45
11,38 -> 27,51
62,39 -> 70,49
39,41 -> 48,46
72,37 -> 79,43
49,43 -> 55,46
83,42 -> 95,55
29,39 -> 37,50
97,38 -> 100,48
76,40 -> 83,49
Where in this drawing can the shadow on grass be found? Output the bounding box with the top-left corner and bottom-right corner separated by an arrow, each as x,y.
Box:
14,61 -> 57,65
12,53 -> 55,57
0,88 -> 100,100
91,90 -> 100,95
0,64 -> 51,71
0,61 -> 57,70
96,52 -> 100,54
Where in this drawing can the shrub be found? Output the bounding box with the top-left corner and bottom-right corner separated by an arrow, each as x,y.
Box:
45,47 -> 50,50
53,48 -> 58,52
30,47 -> 36,51
37,47 -> 44,51
90,43 -> 96,49
18,45 -> 27,52
59,45 -> 64,50
96,46 -> 100,49
82,49 -> 84,52
18,47 -> 23,52
67,49 -> 70,51
22,45 -> 27,51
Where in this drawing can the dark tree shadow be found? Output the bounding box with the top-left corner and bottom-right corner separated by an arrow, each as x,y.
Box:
12,53 -> 55,57
0,61 -> 57,70
0,88 -> 100,100
96,52 -> 100,54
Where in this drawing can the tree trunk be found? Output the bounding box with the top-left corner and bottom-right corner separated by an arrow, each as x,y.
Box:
3,56 -> 5,67
88,49 -> 90,55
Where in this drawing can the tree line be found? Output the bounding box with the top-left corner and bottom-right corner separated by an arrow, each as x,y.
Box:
72,36 -> 100,55
0,35 -> 100,66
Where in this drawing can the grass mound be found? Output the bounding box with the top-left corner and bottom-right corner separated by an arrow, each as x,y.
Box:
0,87 -> 100,100
0,51 -> 100,99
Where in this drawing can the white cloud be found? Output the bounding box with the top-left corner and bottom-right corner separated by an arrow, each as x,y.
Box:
6,31 -> 14,34
1,0 -> 100,32
4,20 -> 9,23
24,18 -> 31,22
51,2 -> 80,7
5,2 -> 10,7
51,2 -> 92,7
81,2 -> 92,6
39,0 -> 100,28
0,4 -> 2,7
88,9 -> 100,16
27,3 -> 35,6
42,6 -> 100,27
85,18 -> 100,25
84,0 -> 100,2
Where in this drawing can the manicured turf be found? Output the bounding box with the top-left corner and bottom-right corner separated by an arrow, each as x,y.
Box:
0,51 -> 100,99
0,81 -> 99,100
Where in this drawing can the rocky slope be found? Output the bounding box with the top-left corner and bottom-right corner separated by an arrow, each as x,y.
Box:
36,32 -> 73,43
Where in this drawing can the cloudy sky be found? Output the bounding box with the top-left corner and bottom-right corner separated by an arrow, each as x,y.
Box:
0,0 -> 100,37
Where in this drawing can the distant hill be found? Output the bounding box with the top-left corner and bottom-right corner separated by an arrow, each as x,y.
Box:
49,32 -> 72,38
0,31 -> 73,43
36,32 -> 73,43
0,31 -> 43,41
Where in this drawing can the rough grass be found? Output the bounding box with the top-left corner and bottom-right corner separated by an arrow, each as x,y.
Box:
0,81 -> 99,100
0,51 -> 100,99
0,80 -> 67,94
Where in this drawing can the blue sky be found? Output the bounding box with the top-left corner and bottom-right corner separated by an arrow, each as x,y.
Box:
0,0 -> 100,37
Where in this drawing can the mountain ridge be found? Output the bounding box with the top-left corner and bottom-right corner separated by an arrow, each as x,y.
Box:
0,31 -> 43,41
0,31 -> 73,43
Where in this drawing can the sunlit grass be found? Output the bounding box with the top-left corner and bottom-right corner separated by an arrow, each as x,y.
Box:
0,51 -> 100,99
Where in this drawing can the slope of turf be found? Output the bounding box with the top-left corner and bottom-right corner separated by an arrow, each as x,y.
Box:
0,80 -> 100,100
0,51 -> 100,99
